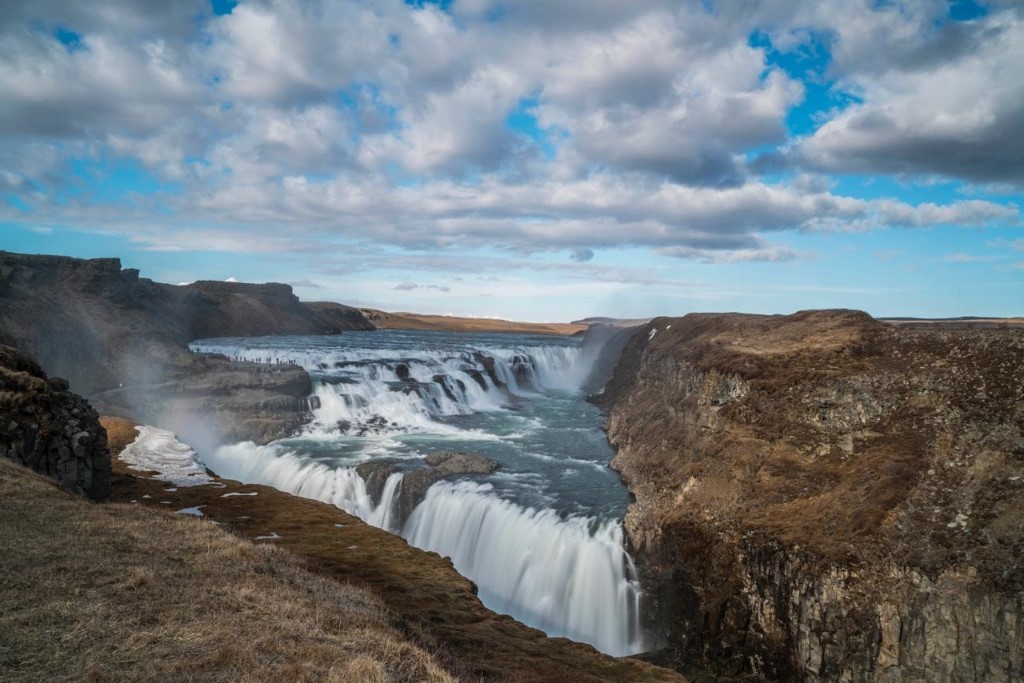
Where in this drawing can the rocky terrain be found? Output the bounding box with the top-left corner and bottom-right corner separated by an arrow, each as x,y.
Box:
0,345 -> 111,501
881,317 -> 1024,330
594,310 -> 1024,681
88,354 -> 313,447
582,323 -> 643,395
0,251 -> 373,444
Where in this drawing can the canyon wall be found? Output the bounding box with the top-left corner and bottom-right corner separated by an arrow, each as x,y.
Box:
0,251 -> 373,394
0,251 -> 373,444
596,310 -> 1023,681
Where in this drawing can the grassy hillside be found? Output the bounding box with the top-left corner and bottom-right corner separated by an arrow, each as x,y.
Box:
0,456 -> 453,683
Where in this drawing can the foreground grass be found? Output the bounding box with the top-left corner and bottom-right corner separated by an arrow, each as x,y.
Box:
0,458 -> 453,683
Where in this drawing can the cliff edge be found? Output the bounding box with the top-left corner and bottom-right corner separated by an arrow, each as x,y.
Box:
597,310 -> 1023,682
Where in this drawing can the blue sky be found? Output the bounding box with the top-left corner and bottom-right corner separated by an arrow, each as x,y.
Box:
1,0 -> 1022,321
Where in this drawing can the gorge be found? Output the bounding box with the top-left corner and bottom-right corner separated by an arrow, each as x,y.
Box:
598,310 -> 1024,681
2,251 -> 1022,682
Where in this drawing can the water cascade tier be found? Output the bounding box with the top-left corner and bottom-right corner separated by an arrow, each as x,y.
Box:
190,330 -> 643,656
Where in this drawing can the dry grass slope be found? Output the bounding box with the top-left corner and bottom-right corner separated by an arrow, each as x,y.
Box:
0,458 -> 453,683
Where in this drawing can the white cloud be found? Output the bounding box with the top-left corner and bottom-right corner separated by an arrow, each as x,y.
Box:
943,253 -> 999,263
0,0 -> 1020,268
988,238 -> 1024,252
794,6 -> 1024,186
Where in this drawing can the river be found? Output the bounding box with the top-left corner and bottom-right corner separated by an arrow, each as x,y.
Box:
189,329 -> 642,656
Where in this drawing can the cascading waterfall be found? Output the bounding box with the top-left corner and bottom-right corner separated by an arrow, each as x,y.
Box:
405,480 -> 642,654
208,441 -> 407,530
190,331 -> 644,656
191,340 -> 586,434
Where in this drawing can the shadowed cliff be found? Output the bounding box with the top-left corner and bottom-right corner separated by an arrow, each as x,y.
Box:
0,345 -> 111,500
0,251 -> 373,394
0,251 -> 374,444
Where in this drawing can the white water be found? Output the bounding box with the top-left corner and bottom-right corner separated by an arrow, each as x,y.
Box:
190,341 -> 586,435
406,480 -> 642,654
190,331 -> 644,656
206,441 -> 403,527
201,441 -> 642,655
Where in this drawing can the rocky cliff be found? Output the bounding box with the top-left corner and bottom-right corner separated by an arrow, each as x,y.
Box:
595,310 -> 1023,681
0,251 -> 374,395
0,251 -> 373,444
0,345 -> 110,500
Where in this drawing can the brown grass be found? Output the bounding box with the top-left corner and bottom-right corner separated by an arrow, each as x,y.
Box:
0,458 -> 454,683
102,416 -> 139,457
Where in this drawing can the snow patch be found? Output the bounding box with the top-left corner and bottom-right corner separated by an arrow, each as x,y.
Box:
119,426 -> 212,487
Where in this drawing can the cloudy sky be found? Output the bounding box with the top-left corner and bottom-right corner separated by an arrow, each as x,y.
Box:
1,0 -> 1022,321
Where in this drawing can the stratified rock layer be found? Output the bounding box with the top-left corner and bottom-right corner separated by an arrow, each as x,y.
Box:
0,345 -> 110,500
597,310 -> 1024,682
89,354 -> 313,448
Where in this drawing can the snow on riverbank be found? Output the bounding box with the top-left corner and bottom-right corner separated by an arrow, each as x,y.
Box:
119,426 -> 212,487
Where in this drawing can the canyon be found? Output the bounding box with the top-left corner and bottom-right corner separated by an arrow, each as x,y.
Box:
0,251 -> 373,445
2,250 -> 1022,682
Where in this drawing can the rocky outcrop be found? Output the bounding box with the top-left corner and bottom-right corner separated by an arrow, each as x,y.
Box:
581,323 -> 642,396
305,300 -> 377,332
597,310 -> 1024,681
89,354 -> 313,448
0,345 -> 110,500
357,451 -> 499,524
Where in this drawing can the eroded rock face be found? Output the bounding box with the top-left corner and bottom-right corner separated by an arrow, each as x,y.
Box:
0,346 -> 111,500
580,323 -> 642,396
88,354 -> 313,448
598,310 -> 1024,681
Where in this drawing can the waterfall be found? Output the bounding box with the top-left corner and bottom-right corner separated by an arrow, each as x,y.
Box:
190,340 -> 588,435
405,480 -> 642,656
200,442 -> 643,656
189,332 -> 644,656
206,441 -> 406,531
